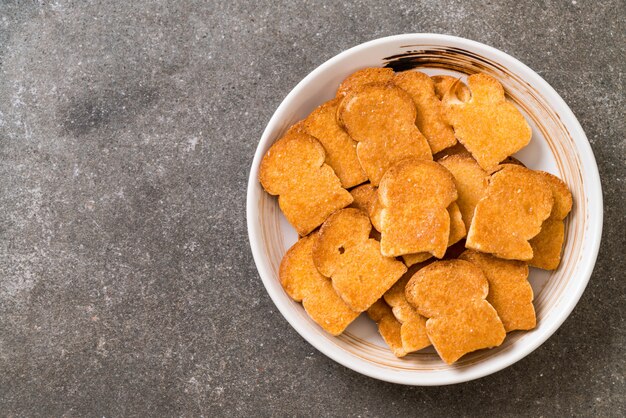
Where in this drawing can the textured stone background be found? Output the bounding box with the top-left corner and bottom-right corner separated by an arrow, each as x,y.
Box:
0,0 -> 624,416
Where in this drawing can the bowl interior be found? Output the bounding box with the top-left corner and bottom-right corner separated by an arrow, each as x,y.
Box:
247,35 -> 601,385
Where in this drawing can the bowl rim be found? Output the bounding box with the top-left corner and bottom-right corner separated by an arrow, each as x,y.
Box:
246,33 -> 603,386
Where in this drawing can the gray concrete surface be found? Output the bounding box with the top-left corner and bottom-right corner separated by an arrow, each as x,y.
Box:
0,0 -> 624,416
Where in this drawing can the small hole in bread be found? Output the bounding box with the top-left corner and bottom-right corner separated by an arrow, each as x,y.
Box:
338,246 -> 345,254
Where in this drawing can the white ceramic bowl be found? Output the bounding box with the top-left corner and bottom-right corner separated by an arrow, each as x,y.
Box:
246,34 -> 602,385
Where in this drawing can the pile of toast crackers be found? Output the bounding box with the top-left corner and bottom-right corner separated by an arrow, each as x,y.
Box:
259,68 -> 572,364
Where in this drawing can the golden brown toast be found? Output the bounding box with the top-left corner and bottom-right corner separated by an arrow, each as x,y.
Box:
303,98 -> 367,188
394,70 -> 457,153
377,159 -> 457,258
336,67 -> 395,97
438,153 -> 489,229
460,250 -> 535,332
338,83 -> 433,186
367,299 -> 407,358
405,260 -> 506,364
402,202 -> 466,267
259,131 -> 353,235
466,164 -> 554,260
280,233 -> 360,335
529,171 -> 573,269
383,268 -> 431,353
313,208 -> 406,312
443,73 -> 532,171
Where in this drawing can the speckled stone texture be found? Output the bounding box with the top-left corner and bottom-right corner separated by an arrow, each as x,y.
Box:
0,0 -> 623,416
